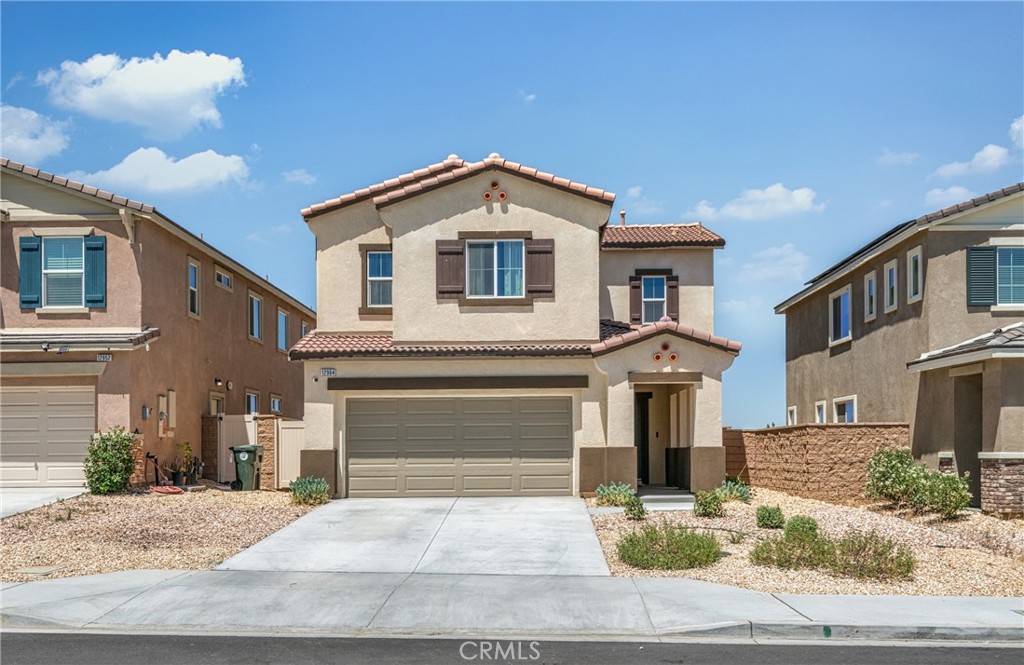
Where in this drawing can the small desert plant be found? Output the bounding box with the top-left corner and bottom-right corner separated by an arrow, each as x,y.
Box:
728,530 -> 747,544
289,476 -> 331,505
783,515 -> 820,542
694,490 -> 725,518
716,478 -> 751,503
756,505 -> 785,529
750,531 -> 835,570
865,448 -> 971,518
83,426 -> 136,494
595,481 -> 636,507
624,495 -> 648,521
829,530 -> 915,580
176,441 -> 194,469
617,523 -> 720,570
914,472 -> 972,519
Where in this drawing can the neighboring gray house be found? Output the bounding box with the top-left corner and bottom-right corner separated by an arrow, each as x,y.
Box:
775,183 -> 1023,514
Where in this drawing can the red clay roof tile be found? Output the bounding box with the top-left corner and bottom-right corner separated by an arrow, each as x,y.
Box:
600,223 -> 725,249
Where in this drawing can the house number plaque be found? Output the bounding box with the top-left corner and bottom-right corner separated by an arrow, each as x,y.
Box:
96,354 -> 113,362
320,368 -> 337,377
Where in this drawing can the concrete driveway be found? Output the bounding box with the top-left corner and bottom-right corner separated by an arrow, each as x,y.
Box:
218,496 -> 610,576
1,487 -> 85,519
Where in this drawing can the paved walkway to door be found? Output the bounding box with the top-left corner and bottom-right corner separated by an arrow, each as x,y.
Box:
217,496 -> 611,576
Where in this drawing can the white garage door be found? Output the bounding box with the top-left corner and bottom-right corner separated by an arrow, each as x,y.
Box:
0,386 -> 95,487
346,396 -> 573,497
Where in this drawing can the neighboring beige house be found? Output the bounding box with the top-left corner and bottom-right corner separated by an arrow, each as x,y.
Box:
293,153 -> 740,498
775,183 -> 1023,513
0,158 -> 315,487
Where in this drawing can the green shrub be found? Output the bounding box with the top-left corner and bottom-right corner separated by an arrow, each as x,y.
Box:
595,481 -> 636,507
915,472 -> 972,519
829,530 -> 915,580
83,426 -> 135,494
624,495 -> 647,521
728,530 -> 747,544
865,448 -> 971,518
783,515 -> 819,542
289,476 -> 331,505
617,523 -> 720,570
716,478 -> 751,503
756,505 -> 785,529
693,490 -> 725,517
749,528 -> 835,570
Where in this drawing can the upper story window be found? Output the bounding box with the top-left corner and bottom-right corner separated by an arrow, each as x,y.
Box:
828,284 -> 852,345
786,406 -> 797,426
301,320 -> 310,337
883,259 -> 898,313
270,394 -> 282,414
466,240 -> 524,298
41,237 -> 85,307
907,246 -> 923,304
641,276 -> 667,324
245,390 -> 259,415
966,245 -> 1024,307
997,247 -> 1024,305
188,258 -> 200,317
248,292 -> 263,341
214,266 -> 233,291
277,308 -> 288,351
864,271 -> 877,322
833,396 -> 857,423
367,251 -> 393,307
814,401 -> 827,424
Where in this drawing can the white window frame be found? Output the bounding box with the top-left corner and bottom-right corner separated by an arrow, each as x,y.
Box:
814,400 -> 827,424
995,245 -> 1024,308
301,320 -> 310,337
828,284 -> 852,346
214,266 -> 233,291
832,395 -> 857,423
863,270 -> 877,322
245,390 -> 260,415
248,292 -> 263,341
187,257 -> 201,318
209,391 -> 225,415
883,259 -> 898,313
906,246 -> 923,304
640,276 -> 668,324
465,240 -> 525,298
270,394 -> 282,414
277,307 -> 288,352
786,406 -> 797,426
41,236 -> 85,308
366,250 -> 393,307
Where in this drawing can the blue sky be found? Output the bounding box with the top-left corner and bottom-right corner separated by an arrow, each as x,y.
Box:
3,2 -> 1022,427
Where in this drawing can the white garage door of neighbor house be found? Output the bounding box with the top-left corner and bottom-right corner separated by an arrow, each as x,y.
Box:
346,396 -> 573,497
0,386 -> 95,487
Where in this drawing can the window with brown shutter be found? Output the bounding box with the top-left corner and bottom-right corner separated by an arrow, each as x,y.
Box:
629,275 -> 642,323
525,239 -> 555,298
666,275 -> 679,321
631,270 -> 678,324
436,239 -> 465,299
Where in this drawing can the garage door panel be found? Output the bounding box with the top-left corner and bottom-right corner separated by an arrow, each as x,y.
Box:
0,385 -> 94,487
346,396 -> 572,497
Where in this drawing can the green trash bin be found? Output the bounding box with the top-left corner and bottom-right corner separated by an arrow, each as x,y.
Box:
229,445 -> 263,491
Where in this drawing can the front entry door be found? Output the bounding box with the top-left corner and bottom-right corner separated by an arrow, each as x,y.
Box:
634,392 -> 652,486
953,374 -> 983,507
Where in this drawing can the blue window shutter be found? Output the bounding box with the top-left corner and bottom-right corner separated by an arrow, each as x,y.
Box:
966,246 -> 996,306
84,235 -> 107,308
18,236 -> 42,309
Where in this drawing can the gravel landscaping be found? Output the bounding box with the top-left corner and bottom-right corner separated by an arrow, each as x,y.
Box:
590,488 -> 1024,596
0,487 -> 314,583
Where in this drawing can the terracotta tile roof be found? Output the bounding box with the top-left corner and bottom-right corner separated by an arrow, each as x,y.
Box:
1,158 -> 154,213
301,153 -> 615,219
600,223 -> 725,249
290,319 -> 740,360
908,322 -> 1024,368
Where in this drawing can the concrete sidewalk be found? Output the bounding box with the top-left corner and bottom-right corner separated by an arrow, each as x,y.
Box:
2,570 -> 1021,642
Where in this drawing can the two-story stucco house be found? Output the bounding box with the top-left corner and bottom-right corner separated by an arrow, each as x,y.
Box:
0,158 -> 315,487
292,153 -> 740,498
775,184 -> 1023,513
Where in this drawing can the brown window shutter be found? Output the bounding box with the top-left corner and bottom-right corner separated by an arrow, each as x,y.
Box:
525,239 -> 555,298
629,275 -> 642,324
666,275 -> 679,321
436,239 -> 465,299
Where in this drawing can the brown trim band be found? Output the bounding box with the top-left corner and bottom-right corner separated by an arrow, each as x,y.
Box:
358,306 -> 393,316
634,268 -> 674,276
628,371 -> 703,385
328,375 -> 589,391
458,297 -> 533,307
458,231 -> 533,240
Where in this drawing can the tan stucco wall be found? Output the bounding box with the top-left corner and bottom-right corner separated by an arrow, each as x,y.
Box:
599,247 -> 715,331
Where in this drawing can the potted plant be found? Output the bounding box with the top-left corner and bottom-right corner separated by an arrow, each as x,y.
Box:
178,442 -> 196,486
164,458 -> 185,487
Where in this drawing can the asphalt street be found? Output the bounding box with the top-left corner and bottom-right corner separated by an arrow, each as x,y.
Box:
0,633 -> 1019,665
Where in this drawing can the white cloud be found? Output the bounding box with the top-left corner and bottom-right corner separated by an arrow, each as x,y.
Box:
622,185 -> 665,217
925,186 -> 976,208
932,144 -> 1009,178
518,90 -> 537,103
736,244 -> 810,284
719,296 -> 764,315
1011,115 -> 1024,150
6,73 -> 25,91
282,168 -> 317,185
66,147 -> 248,194
247,223 -> 295,245
876,148 -> 918,166
38,49 -> 245,139
685,183 -> 826,222
627,185 -> 643,198
1,105 -> 70,163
